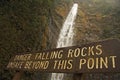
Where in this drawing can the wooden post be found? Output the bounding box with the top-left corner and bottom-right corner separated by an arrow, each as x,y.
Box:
12,71 -> 23,80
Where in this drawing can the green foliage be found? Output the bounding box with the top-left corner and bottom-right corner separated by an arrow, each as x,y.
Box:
0,0 -> 54,80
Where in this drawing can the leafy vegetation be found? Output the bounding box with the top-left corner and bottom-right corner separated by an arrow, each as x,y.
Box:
0,0 -> 54,80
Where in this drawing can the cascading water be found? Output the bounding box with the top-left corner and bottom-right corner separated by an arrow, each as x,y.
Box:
51,3 -> 78,80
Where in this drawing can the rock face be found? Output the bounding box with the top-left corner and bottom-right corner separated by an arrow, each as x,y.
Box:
49,0 -> 101,48
50,0 -> 120,45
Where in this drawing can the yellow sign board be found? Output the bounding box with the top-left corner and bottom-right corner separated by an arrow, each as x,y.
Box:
7,39 -> 120,73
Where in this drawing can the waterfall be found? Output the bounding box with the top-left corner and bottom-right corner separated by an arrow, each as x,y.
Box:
51,3 -> 78,80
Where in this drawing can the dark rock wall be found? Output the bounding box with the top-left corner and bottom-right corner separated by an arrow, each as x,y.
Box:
0,0 -> 53,80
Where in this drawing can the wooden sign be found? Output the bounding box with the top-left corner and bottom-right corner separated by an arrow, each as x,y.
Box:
7,39 -> 120,73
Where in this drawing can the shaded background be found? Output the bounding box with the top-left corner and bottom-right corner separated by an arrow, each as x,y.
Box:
0,0 -> 120,80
